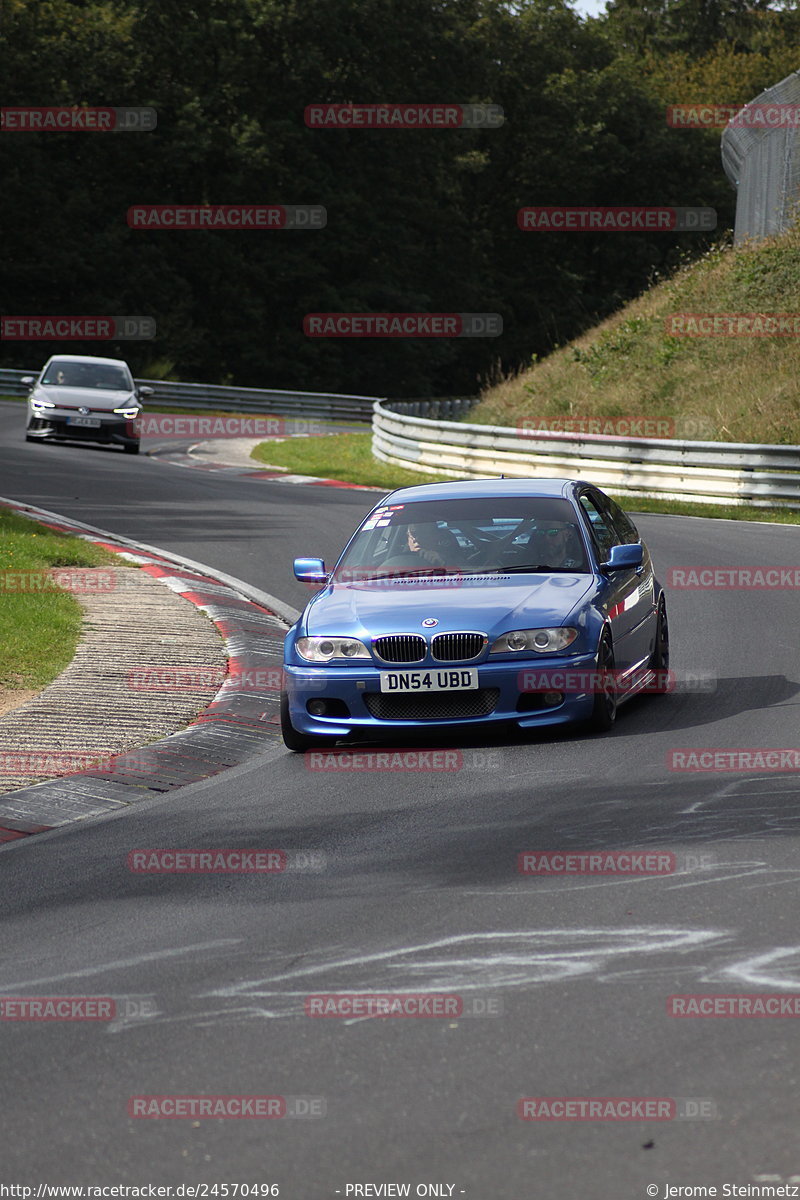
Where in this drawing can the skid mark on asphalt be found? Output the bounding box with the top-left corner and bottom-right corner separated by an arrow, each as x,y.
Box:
85,929 -> 800,1034
196,928 -> 727,1012
714,945 -> 800,989
0,938 -> 242,991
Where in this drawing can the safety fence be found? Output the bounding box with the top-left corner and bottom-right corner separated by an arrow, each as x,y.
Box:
373,401 -> 800,509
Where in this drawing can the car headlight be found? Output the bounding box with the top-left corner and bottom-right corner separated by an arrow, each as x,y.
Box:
113,404 -> 140,417
489,627 -> 579,654
296,636 -> 371,662
31,397 -> 55,410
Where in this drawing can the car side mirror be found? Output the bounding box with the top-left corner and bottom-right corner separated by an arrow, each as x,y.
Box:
20,376 -> 34,385
294,557 -> 327,584
601,544 -> 643,572
137,386 -> 155,398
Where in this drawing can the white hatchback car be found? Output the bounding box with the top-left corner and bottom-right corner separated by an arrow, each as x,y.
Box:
23,354 -> 153,454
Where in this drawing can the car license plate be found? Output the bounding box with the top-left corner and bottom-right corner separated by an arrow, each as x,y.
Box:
67,416 -> 101,428
380,668 -> 478,694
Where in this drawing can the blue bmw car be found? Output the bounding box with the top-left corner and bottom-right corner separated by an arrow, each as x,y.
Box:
281,478 -> 669,750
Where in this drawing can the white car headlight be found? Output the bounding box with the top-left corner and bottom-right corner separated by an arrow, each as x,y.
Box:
113,400 -> 140,417
31,396 -> 56,410
490,627 -> 579,654
296,636 -> 370,662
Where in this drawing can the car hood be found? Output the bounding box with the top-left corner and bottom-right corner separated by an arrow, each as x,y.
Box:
35,385 -> 135,412
304,573 -> 595,639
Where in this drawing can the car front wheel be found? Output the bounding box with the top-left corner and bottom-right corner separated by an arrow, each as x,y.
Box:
587,632 -> 617,732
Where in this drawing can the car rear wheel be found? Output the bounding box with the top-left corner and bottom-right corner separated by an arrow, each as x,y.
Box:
648,596 -> 670,693
280,692 -> 339,753
587,632 -> 617,732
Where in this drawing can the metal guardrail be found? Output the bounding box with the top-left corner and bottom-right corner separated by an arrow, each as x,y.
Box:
0,368 -> 378,422
6,362 -> 798,508
373,401 -> 800,509
722,69 -> 800,245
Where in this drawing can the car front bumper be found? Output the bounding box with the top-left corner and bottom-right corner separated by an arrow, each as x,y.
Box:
283,652 -> 600,738
26,414 -> 139,447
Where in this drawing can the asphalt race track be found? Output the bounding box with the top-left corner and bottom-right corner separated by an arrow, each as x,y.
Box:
2,400 -> 800,1197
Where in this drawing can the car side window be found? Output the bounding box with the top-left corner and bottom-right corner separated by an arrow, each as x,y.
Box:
602,495 -> 639,545
578,493 -> 620,560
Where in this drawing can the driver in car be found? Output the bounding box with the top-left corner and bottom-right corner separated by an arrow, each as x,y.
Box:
384,523 -> 462,570
537,521 -> 583,569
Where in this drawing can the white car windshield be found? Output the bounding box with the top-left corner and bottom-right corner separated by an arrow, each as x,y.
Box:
334,497 -> 590,579
41,362 -> 132,390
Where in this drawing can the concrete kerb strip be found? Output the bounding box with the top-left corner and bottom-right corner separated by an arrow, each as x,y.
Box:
0,567 -> 228,794
0,495 -> 297,844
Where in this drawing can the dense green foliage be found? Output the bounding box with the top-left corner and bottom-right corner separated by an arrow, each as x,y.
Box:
2,0 -> 799,396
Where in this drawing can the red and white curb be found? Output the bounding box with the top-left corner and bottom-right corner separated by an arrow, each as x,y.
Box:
0,496 -> 297,845
151,443 -> 381,491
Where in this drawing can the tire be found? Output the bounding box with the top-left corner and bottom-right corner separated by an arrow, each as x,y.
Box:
648,596 -> 670,694
280,692 -> 338,753
587,632 -> 617,732
123,443 -> 140,455
25,434 -> 37,442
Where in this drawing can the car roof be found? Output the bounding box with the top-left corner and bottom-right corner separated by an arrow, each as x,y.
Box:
380,477 -> 589,503
42,355 -> 131,367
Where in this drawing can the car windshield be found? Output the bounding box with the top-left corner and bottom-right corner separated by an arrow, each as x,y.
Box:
334,496 -> 590,579
41,361 -> 131,390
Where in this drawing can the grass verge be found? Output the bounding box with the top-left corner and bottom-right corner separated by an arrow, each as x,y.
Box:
250,431 -> 453,489
0,511 -> 121,700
